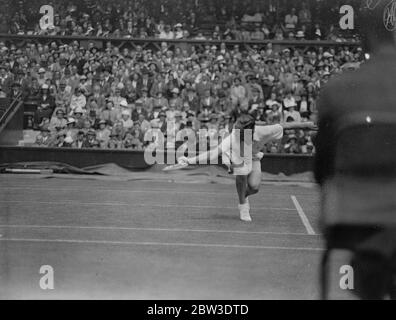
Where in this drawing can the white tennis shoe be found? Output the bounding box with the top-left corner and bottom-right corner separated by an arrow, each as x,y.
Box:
238,203 -> 252,222
245,197 -> 250,209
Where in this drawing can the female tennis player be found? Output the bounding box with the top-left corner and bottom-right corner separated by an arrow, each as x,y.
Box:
176,114 -> 317,222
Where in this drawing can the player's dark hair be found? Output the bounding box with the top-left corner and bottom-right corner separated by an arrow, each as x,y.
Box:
234,114 -> 256,131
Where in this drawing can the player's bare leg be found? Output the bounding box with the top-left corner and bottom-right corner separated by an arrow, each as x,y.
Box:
236,175 -> 248,205
236,175 -> 252,222
235,160 -> 262,222
245,160 -> 262,198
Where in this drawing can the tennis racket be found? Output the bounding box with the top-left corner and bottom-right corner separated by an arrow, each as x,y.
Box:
162,162 -> 189,172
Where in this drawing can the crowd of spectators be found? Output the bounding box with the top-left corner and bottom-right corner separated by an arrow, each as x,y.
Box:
0,36 -> 365,154
0,0 -> 363,41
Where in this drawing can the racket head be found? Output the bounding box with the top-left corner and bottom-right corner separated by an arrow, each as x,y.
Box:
162,162 -> 189,172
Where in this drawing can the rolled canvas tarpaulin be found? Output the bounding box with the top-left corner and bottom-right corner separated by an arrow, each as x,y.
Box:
0,161 -> 315,184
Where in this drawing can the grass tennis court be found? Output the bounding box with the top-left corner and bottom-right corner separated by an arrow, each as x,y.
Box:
0,175 -> 354,299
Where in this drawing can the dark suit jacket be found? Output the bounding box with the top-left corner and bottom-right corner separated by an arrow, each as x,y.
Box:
315,46 -> 396,185
131,108 -> 149,122
138,78 -> 153,95
38,95 -> 56,112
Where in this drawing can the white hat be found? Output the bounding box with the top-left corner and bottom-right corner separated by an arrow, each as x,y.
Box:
323,52 -> 333,58
270,101 -> 280,108
41,84 -> 49,89
296,31 -> 305,38
64,136 -> 74,144
74,107 -> 84,114
172,88 -> 180,94
175,23 -> 182,28
121,110 -> 130,116
150,119 -> 160,128
66,118 -> 76,125
120,100 -> 128,107
38,68 -> 46,73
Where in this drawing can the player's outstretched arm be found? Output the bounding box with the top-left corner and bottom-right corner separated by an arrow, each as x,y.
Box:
178,135 -> 231,166
178,144 -> 222,166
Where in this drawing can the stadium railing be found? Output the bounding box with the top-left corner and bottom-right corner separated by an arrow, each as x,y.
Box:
0,97 -> 11,119
0,33 -> 361,52
0,93 -> 24,146
0,93 -> 21,128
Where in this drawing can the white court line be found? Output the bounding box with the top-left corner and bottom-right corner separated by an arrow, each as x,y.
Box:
0,200 -> 295,211
0,224 -> 321,237
0,237 -> 324,251
0,186 -> 319,198
291,195 -> 316,235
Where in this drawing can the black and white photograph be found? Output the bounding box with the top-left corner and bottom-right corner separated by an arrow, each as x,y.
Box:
0,0 -> 396,305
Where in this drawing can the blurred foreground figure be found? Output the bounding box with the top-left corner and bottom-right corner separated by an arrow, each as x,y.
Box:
315,2 -> 396,299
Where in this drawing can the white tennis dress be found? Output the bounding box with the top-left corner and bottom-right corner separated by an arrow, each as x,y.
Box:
220,124 -> 284,175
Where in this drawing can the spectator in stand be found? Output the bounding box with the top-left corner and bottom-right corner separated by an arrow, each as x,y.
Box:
284,103 -> 302,123
251,25 -> 265,41
298,2 -> 312,27
49,108 -> 67,132
51,131 -> 71,148
69,87 -> 87,115
159,25 -> 174,39
34,127 -> 53,146
230,77 -> 246,107
34,84 -> 56,127
283,133 -> 301,154
107,132 -> 122,149
72,130 -> 86,149
284,8 -> 298,31
120,110 -> 134,130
